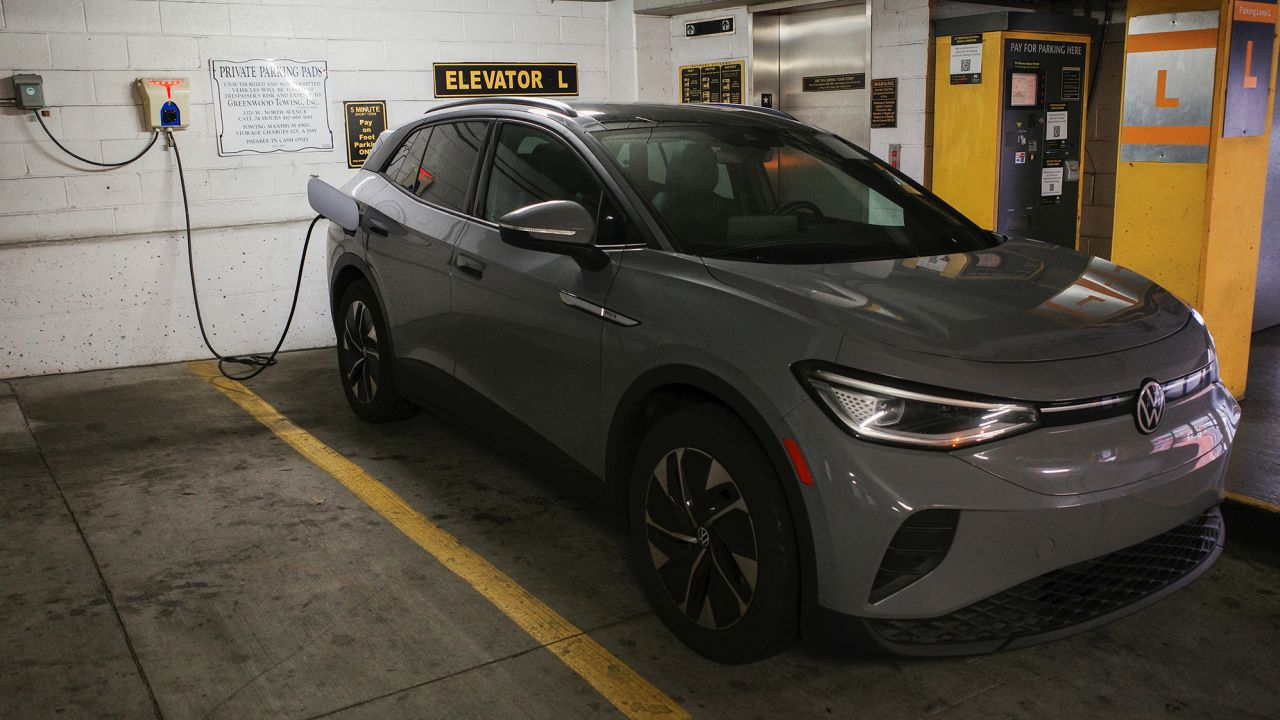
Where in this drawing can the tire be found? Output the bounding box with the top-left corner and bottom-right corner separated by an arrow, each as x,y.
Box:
628,403 -> 799,663
334,279 -> 416,422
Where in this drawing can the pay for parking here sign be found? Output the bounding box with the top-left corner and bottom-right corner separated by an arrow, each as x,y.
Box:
433,63 -> 579,97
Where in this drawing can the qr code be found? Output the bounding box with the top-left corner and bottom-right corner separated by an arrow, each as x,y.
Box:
960,59 -> 971,72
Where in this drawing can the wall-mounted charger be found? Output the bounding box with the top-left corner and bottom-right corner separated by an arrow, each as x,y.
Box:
136,77 -> 190,129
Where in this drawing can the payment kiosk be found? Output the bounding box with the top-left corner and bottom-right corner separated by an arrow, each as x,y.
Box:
932,13 -> 1099,249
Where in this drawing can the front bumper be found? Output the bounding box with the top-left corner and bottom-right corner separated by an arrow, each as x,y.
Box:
780,382 -> 1237,653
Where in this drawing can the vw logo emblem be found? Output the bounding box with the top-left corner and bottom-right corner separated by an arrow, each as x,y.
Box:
1135,379 -> 1165,434
696,526 -> 711,547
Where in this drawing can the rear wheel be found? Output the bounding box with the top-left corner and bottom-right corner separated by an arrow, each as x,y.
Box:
628,403 -> 799,663
335,279 -> 415,422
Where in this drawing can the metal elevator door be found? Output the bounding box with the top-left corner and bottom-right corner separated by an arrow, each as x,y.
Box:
752,3 -> 869,146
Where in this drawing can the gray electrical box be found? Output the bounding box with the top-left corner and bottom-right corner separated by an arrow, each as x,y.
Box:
14,74 -> 45,109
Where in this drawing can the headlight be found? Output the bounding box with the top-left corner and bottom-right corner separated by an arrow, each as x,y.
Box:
798,368 -> 1040,449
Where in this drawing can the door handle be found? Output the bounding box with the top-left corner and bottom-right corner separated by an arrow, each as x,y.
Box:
455,255 -> 485,280
368,222 -> 389,237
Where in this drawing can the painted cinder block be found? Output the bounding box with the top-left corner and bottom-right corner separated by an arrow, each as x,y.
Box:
85,0 -> 162,35
4,0 -> 88,33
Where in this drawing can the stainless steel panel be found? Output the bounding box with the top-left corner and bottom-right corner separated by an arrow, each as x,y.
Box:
1128,10 -> 1219,35
1119,144 -> 1209,163
1121,48 -> 1217,128
752,2 -> 869,146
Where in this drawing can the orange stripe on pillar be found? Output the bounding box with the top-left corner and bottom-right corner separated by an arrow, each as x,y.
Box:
1126,28 -> 1219,53
1120,124 -> 1212,145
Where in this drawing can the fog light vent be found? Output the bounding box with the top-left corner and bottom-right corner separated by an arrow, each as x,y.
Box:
870,509 -> 959,603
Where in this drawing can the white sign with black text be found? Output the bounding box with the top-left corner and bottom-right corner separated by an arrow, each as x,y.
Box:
210,59 -> 333,157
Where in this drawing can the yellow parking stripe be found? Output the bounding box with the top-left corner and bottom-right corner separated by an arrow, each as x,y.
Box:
188,362 -> 688,720
1226,491 -> 1280,514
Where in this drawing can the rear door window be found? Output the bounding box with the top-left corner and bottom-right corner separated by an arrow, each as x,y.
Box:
383,121 -> 488,214
416,122 -> 488,213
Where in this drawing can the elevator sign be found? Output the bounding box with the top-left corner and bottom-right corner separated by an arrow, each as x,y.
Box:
433,63 -> 578,97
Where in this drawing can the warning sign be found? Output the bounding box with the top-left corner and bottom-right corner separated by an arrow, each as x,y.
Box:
210,59 -> 333,157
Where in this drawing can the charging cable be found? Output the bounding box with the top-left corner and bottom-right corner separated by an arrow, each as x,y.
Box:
166,129 -> 319,380
33,110 -> 158,168
33,108 -> 319,381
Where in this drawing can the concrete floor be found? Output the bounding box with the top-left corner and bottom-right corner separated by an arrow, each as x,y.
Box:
3,348 -> 1278,720
1227,325 -> 1280,507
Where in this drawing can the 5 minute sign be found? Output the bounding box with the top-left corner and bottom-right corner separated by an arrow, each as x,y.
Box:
344,101 -> 386,169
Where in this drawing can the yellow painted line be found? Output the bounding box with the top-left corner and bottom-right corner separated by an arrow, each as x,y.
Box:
1226,491 -> 1280,514
188,362 -> 688,720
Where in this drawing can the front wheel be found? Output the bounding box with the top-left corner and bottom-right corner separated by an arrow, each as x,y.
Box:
628,404 -> 799,663
335,279 -> 415,422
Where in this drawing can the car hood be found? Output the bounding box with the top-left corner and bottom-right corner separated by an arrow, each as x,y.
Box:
702,238 -> 1190,363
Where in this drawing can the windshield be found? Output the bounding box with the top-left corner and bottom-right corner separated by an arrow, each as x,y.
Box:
594,124 -> 998,264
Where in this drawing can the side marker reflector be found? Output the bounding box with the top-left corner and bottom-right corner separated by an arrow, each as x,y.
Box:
783,437 -> 814,486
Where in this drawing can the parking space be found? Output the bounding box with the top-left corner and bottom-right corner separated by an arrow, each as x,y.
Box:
3,349 -> 1278,719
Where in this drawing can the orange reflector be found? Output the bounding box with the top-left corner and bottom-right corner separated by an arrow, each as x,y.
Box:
783,437 -> 815,487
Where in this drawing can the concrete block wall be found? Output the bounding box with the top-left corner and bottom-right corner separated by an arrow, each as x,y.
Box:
1079,12 -> 1125,260
869,0 -> 931,184
0,0 -> 612,378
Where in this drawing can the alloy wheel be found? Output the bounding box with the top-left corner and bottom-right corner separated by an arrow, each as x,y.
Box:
644,447 -> 759,629
341,300 -> 380,404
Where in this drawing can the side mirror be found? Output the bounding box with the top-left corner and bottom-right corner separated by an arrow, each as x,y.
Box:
498,200 -> 608,270
308,176 -> 359,233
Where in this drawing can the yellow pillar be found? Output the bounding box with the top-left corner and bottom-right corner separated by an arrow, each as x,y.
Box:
1111,0 -> 1279,397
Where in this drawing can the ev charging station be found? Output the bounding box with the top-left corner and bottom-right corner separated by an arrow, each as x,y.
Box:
932,13 -> 1099,250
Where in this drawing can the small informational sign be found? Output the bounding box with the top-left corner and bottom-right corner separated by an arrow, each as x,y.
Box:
1041,159 -> 1065,202
949,34 -> 984,84
761,93 -> 773,108
871,78 -> 898,129
1223,0 -> 1277,137
210,59 -> 332,157
1061,66 -> 1083,101
1046,105 -> 1069,140
686,17 -> 734,37
679,60 -> 745,104
433,63 -> 578,97
344,101 -> 386,169
802,73 -> 866,92
1015,151 -> 1027,164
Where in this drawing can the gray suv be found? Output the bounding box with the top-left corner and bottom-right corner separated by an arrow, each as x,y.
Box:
313,98 -> 1239,663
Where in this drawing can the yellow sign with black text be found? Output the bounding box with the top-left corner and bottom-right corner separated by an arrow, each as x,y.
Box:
433,63 -> 578,98
343,100 -> 386,169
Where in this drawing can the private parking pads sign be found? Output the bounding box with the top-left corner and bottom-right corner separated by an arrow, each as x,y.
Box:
211,59 -> 334,156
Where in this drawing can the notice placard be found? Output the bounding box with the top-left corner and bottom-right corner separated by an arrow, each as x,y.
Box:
1061,66 -> 1083,101
678,60 -> 745,104
344,101 -> 386,169
871,78 -> 897,128
949,34 -> 983,84
1046,105 -> 1069,141
1041,159 -> 1064,203
802,73 -> 865,92
210,59 -> 332,157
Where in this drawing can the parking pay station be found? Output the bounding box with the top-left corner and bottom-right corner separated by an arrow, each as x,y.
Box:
932,13 -> 1098,249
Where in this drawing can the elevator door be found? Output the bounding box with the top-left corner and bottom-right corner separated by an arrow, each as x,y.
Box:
752,4 -> 869,146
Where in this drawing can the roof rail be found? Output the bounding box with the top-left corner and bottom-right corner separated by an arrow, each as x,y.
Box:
704,103 -> 797,122
425,96 -> 579,118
